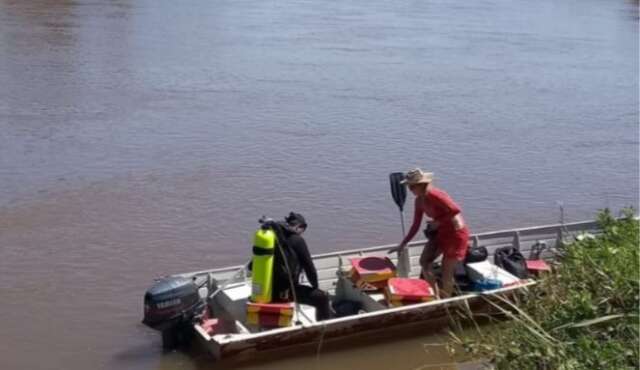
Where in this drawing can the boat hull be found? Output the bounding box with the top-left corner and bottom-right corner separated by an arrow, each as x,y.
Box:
195,282 -> 533,361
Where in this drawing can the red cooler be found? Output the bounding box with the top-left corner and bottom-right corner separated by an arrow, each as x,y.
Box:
385,278 -> 435,307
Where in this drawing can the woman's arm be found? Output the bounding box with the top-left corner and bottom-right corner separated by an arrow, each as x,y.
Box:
388,199 -> 423,254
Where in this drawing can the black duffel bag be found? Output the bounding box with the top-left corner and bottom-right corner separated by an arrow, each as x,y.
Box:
494,246 -> 529,279
464,245 -> 488,263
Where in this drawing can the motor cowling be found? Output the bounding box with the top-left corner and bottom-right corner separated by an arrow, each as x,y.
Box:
142,276 -> 205,332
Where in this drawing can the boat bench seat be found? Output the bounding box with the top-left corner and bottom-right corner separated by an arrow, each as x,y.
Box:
214,283 -> 317,327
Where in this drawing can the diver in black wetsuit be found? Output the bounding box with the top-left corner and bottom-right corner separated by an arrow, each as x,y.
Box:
271,212 -> 331,321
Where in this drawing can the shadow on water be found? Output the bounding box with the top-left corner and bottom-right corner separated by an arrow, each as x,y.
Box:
190,323 -> 459,370
112,318 -> 492,370
110,344 -> 164,368
110,322 -> 460,370
110,331 -> 207,370
133,306 -> 503,370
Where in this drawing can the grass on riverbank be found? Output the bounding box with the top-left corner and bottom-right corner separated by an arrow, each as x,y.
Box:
449,209 -> 639,370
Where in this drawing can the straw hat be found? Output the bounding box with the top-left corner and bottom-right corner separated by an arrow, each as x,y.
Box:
400,168 -> 434,186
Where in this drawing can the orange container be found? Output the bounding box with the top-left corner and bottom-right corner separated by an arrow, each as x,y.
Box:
350,256 -> 397,290
526,259 -> 550,272
385,278 -> 435,306
246,302 -> 294,328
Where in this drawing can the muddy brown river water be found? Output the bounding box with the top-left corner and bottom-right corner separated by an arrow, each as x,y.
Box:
0,0 -> 637,369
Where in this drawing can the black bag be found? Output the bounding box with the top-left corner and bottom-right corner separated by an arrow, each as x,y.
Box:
494,246 -> 529,279
431,262 -> 474,292
454,262 -> 473,291
464,246 -> 488,263
422,222 -> 438,240
332,300 -> 362,318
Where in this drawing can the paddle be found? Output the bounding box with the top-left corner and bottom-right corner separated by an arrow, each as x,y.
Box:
389,172 -> 407,236
389,172 -> 410,277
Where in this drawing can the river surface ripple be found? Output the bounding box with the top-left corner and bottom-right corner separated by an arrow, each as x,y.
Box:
0,0 -> 638,369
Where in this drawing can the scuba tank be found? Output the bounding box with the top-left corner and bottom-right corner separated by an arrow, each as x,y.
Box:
251,223 -> 276,303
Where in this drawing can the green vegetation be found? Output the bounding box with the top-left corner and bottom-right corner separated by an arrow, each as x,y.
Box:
450,209 -> 639,370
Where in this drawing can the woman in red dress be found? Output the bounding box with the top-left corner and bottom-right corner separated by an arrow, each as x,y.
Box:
388,168 -> 470,297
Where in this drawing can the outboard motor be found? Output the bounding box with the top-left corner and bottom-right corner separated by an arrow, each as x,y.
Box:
142,276 -> 206,349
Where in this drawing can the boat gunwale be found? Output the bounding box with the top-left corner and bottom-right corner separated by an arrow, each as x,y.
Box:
175,219 -> 600,278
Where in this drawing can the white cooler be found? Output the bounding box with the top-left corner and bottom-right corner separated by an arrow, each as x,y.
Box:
465,260 -> 521,286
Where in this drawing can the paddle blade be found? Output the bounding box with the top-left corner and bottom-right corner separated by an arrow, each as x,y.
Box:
389,172 -> 407,211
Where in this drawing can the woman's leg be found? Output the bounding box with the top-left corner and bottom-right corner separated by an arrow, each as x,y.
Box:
440,257 -> 458,298
439,229 -> 470,298
419,241 -> 441,289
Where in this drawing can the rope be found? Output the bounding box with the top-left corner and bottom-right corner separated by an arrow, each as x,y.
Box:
315,322 -> 327,365
277,238 -> 301,319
